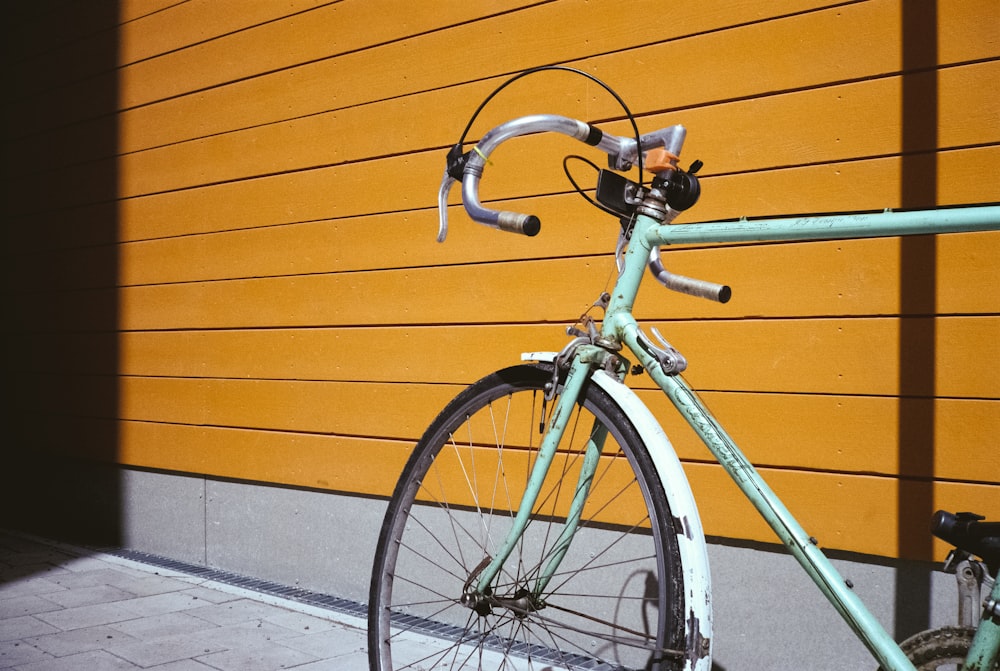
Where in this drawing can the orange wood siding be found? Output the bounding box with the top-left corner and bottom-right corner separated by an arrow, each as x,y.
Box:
4,0 -> 998,560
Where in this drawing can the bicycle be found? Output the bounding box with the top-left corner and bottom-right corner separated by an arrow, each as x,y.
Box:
367,68 -> 1000,671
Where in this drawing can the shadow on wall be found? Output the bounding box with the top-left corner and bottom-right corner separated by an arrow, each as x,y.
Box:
1,1 -> 122,552
895,0 -> 939,640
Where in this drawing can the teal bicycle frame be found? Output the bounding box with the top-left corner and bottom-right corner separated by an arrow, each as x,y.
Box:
466,203 -> 1000,671
435,107 -> 1000,671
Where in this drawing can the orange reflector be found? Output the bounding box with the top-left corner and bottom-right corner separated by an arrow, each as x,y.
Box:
644,147 -> 679,174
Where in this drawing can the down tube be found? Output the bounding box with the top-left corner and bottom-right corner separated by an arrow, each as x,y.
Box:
652,372 -> 917,671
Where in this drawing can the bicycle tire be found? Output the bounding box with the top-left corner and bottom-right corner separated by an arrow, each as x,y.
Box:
369,363 -> 687,671
877,626 -> 998,671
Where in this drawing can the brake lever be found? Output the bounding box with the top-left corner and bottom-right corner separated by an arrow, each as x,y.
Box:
437,172 -> 456,242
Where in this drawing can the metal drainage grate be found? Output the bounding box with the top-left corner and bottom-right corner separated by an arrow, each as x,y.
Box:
105,548 -> 367,620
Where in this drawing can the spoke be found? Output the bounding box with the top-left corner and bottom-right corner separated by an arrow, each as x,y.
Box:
415,440 -> 483,573
520,605 -> 682,662
397,521 -> 471,583
546,545 -> 657,586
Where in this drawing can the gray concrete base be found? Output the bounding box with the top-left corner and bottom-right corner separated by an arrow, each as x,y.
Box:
119,468 -> 383,605
17,463 -> 966,670
707,541 -> 957,670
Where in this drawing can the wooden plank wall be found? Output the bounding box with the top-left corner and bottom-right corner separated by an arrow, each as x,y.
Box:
4,0 -> 998,561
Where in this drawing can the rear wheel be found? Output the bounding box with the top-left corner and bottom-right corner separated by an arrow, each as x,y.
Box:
369,364 -> 688,670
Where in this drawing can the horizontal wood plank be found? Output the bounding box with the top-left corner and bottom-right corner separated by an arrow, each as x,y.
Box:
21,373 -> 998,483
113,233 -> 998,323
685,463 -> 1000,558
119,0 -> 333,66
10,197 -> 1000,302
9,320 -> 993,398
119,0 -> 544,107
6,0 -> 325,104
13,231 -> 993,328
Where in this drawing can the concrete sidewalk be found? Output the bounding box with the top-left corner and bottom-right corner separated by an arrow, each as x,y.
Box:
0,530 -> 371,670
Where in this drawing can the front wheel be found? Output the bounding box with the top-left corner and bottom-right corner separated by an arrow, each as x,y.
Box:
369,364 -> 688,671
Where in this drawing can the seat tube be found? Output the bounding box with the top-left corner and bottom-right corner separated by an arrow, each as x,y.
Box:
473,354 -> 593,594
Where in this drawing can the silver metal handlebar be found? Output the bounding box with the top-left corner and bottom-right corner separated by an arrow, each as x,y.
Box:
436,114 -> 730,303
437,114 -> 686,241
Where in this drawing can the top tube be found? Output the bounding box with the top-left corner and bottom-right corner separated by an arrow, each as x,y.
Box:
648,206 -> 1000,247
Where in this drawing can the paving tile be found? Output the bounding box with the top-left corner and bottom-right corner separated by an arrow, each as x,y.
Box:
118,574 -> 199,598
1,550 -> 73,569
292,650 -> 368,671
60,556 -> 124,574
194,642 -> 318,671
108,611 -> 213,641
0,616 -> 60,642
378,635 -> 472,670
40,584 -> 135,609
186,599 -> 290,627
106,633 -> 227,668
116,591 -> 206,618
14,649 -> 141,671
0,639 -> 53,668
277,626 -> 366,658
260,609 -> 338,636
47,568 -> 143,592
0,595 -> 62,620
143,660 -> 217,671
193,619 -> 300,650
53,566 -> 199,599
0,564 -> 68,584
33,602 -> 141,632
0,577 -> 66,600
177,586 -> 240,606
24,624 -> 139,657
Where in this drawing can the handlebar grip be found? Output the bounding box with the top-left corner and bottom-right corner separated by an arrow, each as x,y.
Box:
461,165 -> 542,236
661,273 -> 732,303
648,246 -> 732,303
498,212 -> 541,237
